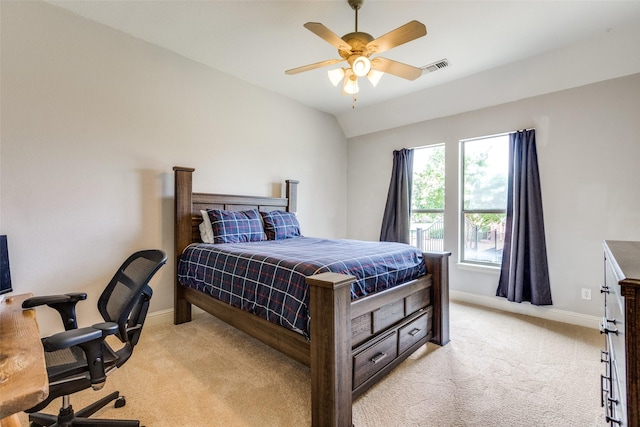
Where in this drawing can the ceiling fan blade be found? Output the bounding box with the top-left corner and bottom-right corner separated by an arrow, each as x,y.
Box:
366,20 -> 427,55
304,22 -> 353,52
370,57 -> 423,80
285,59 -> 344,75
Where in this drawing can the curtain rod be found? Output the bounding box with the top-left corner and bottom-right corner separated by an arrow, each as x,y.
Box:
411,128 -> 535,148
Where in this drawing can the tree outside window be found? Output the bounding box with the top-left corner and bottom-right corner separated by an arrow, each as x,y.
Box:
461,135 -> 508,265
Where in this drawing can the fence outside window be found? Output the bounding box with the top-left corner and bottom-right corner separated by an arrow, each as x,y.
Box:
410,215 -> 444,252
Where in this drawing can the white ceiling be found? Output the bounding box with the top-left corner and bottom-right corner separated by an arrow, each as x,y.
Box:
46,1 -> 640,137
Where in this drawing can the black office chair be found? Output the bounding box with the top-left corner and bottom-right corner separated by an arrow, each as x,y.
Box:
22,249 -> 167,427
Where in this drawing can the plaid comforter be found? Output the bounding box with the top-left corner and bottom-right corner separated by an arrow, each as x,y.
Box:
177,237 -> 426,338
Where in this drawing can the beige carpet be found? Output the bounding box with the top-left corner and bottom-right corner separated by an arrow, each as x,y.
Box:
20,302 -> 605,426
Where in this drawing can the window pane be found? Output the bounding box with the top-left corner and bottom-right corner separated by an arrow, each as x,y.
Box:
412,145 -> 445,210
410,213 -> 444,252
411,145 -> 445,252
462,213 -> 506,264
463,136 -> 508,210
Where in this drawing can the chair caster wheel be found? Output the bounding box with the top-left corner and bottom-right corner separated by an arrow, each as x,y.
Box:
115,396 -> 126,408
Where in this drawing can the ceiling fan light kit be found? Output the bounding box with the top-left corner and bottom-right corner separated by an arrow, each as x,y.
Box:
328,68 -> 346,86
343,70 -> 359,95
351,56 -> 371,77
285,0 -> 427,106
366,69 -> 384,87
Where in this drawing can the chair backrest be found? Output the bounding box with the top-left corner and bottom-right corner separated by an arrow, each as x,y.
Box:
97,250 -> 167,350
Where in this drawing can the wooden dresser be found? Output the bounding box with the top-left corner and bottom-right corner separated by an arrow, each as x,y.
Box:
601,241 -> 640,426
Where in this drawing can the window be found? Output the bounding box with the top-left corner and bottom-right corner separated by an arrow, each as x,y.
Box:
411,145 -> 445,251
460,134 -> 509,265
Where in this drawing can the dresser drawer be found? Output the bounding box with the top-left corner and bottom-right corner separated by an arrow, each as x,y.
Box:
602,241 -> 640,427
609,353 -> 625,426
398,309 -> 431,355
353,331 -> 398,388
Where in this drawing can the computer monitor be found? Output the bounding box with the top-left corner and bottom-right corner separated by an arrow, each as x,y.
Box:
0,235 -> 12,296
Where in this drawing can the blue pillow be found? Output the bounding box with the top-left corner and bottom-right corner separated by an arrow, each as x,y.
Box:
207,209 -> 266,244
260,210 -> 301,240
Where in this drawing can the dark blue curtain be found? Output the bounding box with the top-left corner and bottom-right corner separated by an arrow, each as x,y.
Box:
497,129 -> 552,305
380,148 -> 414,244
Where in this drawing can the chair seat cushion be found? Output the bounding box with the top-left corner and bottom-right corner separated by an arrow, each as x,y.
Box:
46,342 -> 119,384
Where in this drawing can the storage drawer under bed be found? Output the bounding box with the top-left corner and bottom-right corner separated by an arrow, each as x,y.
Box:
353,331 -> 398,388
352,308 -> 433,389
398,310 -> 431,355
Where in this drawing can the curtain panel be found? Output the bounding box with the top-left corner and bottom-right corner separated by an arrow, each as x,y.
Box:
380,148 -> 414,244
497,129 -> 552,305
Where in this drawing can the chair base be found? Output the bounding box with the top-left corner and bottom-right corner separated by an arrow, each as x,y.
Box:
28,391 -> 140,427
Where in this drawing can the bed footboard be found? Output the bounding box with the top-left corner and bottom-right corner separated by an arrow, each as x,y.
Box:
304,251 -> 450,427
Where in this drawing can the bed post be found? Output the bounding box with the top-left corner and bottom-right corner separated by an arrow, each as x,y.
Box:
306,272 -> 355,427
286,179 -> 299,213
423,251 -> 451,346
173,166 -> 195,324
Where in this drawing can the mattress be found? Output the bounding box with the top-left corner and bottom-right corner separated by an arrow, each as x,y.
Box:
177,237 -> 426,338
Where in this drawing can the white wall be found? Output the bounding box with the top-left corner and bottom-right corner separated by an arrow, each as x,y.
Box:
0,1 -> 347,335
347,73 -> 640,321
338,16 -> 640,139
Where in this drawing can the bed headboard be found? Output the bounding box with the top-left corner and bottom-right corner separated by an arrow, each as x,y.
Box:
173,166 -> 299,256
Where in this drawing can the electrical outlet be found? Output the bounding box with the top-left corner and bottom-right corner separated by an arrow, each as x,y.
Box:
581,288 -> 592,301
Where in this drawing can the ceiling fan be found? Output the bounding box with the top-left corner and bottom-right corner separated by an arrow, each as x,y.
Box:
285,0 -> 427,98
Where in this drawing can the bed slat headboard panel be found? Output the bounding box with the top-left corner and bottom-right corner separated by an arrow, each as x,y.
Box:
173,166 -> 298,253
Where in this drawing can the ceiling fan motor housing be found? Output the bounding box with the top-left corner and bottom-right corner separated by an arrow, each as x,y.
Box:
339,32 -> 374,59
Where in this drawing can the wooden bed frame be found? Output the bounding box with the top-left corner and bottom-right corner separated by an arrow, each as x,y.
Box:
173,166 -> 450,427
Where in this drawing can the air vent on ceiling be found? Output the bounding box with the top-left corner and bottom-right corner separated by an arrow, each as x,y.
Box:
421,59 -> 449,74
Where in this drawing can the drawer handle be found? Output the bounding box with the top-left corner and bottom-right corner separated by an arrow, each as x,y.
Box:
371,352 -> 388,364
600,321 -> 619,336
601,374 -> 611,407
605,317 -> 617,325
606,415 -> 622,426
408,328 -> 421,337
600,284 -> 610,294
601,350 -> 609,363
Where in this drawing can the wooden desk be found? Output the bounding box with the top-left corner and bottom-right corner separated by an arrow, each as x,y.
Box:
0,294 -> 48,427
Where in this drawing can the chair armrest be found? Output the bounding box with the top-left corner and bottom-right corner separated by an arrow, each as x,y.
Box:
42,322 -> 118,351
92,322 -> 119,337
22,293 -> 88,331
22,292 -> 87,308
43,327 -> 103,352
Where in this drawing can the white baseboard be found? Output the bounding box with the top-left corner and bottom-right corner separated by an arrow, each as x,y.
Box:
450,290 -> 600,329
146,292 -> 600,330
145,308 -> 174,326
145,306 -> 205,327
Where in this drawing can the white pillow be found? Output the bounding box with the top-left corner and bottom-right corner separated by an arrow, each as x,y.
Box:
199,210 -> 214,243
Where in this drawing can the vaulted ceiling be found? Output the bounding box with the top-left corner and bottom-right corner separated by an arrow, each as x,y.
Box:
46,1 -> 640,137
